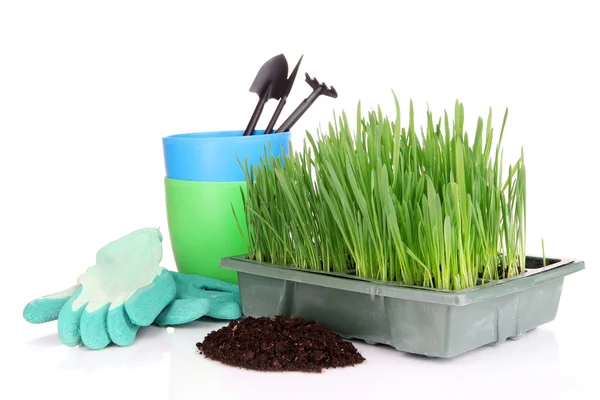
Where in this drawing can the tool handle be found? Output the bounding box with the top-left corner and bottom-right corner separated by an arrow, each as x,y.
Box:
243,85 -> 272,136
264,96 -> 287,134
275,88 -> 322,133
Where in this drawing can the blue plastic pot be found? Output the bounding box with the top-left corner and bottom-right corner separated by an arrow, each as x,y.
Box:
162,129 -> 292,182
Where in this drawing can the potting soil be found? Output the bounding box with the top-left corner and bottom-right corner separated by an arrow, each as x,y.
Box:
196,315 -> 365,372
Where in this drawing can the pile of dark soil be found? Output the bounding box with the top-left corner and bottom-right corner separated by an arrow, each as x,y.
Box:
196,315 -> 365,373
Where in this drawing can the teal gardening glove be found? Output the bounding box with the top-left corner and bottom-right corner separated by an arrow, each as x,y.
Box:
154,272 -> 242,326
23,227 -> 242,349
23,228 -> 176,349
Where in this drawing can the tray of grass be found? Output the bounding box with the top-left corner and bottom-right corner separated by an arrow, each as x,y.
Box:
222,95 -> 585,358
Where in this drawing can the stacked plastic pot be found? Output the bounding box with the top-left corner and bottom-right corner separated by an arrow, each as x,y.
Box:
162,129 -> 292,284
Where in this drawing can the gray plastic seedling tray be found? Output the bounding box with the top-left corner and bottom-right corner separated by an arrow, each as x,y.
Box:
220,255 -> 585,358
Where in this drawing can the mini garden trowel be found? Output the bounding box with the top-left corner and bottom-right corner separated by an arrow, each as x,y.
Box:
275,73 -> 338,133
243,54 -> 289,136
264,55 -> 303,134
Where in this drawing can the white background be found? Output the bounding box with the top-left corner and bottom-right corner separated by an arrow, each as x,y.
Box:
1,1 -> 599,399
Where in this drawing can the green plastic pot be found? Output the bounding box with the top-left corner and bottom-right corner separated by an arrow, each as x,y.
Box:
164,177 -> 248,284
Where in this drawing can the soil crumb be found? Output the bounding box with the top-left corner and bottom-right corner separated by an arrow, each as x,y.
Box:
196,315 -> 365,373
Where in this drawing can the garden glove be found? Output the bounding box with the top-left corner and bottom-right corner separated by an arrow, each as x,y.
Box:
154,271 -> 242,326
23,227 -> 176,350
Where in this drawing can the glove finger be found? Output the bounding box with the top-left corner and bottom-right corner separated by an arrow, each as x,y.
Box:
154,298 -> 210,326
57,287 -> 86,347
125,268 -> 176,326
23,285 -> 79,324
206,302 -> 242,320
107,304 -> 139,347
171,271 -> 240,293
80,302 -> 111,350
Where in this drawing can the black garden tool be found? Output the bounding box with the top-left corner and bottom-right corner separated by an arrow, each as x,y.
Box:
243,54 -> 289,136
264,54 -> 303,134
275,73 -> 338,133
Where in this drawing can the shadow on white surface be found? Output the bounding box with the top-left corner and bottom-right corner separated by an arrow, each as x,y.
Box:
26,332 -> 63,348
164,323 -> 570,400
22,318 -> 585,400
25,324 -> 173,371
